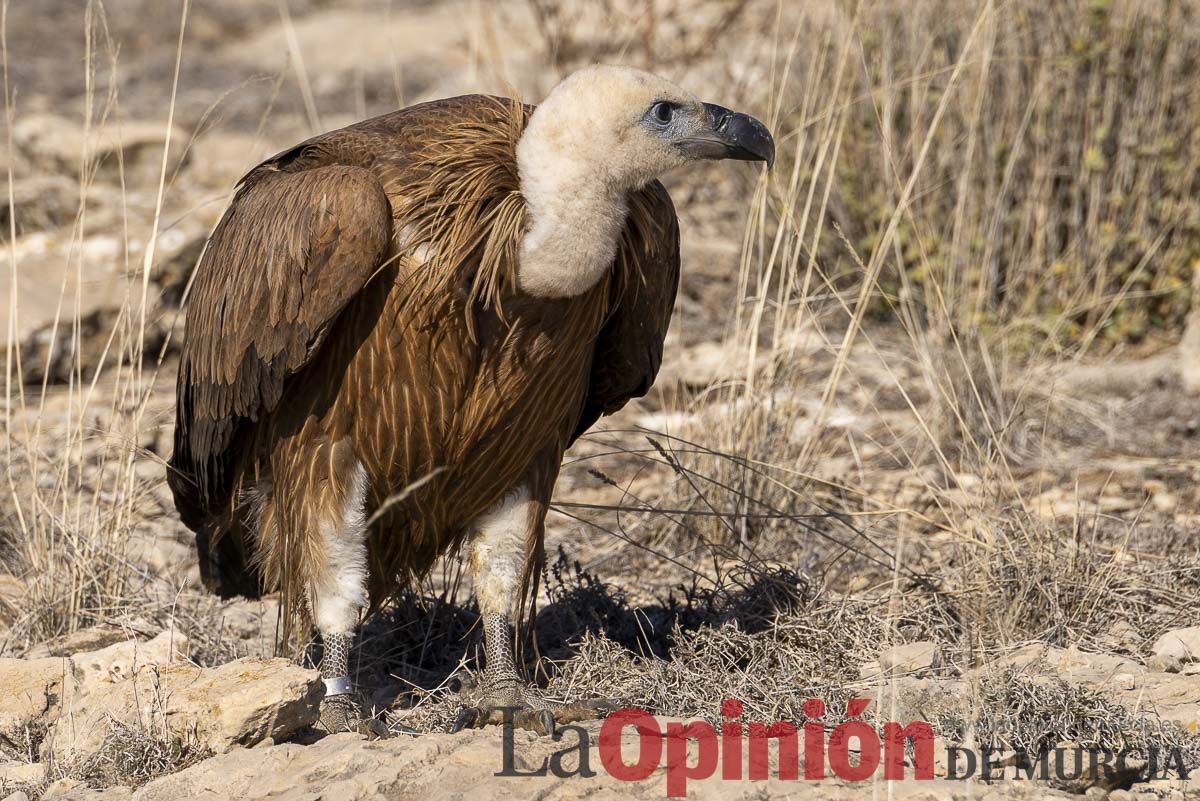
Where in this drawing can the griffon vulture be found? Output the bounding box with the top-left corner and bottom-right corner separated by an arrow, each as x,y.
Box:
168,65 -> 774,735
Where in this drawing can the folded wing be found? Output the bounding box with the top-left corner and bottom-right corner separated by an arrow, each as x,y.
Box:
168,162 -> 392,529
573,180 -> 681,441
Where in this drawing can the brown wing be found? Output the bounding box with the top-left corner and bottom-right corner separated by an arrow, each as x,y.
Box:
572,180 -> 681,441
168,161 -> 392,531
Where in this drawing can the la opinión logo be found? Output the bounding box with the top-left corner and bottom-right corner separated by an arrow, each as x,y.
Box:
496,698 -> 1193,797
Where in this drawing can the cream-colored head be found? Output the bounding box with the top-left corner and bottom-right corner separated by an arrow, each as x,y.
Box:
518,65 -> 773,195
516,65 -> 774,298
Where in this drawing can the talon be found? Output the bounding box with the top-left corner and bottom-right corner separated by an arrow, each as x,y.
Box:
388,720 -> 420,737
451,706 -> 481,733
449,689 -> 618,736
358,718 -> 391,740
317,692 -> 382,737
584,697 -> 624,715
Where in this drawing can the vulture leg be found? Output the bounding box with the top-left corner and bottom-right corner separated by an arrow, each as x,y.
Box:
452,482 -> 619,735
290,441 -> 386,738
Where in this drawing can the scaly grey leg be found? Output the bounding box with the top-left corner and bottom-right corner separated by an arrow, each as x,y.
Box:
451,484 -> 619,735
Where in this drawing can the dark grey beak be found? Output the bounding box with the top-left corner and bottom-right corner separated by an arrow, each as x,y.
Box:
678,103 -> 775,169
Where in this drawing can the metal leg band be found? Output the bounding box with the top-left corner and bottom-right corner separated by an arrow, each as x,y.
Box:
323,676 -> 353,697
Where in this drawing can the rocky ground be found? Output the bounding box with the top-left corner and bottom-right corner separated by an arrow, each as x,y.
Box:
1,0 -> 1199,799
1,619 -> 1199,799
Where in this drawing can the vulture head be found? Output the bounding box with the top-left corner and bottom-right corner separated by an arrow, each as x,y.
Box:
517,65 -> 775,297
519,64 -> 774,190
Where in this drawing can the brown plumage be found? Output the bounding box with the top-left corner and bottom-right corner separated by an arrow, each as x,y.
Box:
168,66 -> 773,732
168,95 -> 679,628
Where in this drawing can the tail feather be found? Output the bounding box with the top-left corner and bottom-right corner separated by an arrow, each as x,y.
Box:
195,519 -> 264,599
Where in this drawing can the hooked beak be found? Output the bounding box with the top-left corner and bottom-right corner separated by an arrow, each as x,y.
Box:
678,103 -> 775,169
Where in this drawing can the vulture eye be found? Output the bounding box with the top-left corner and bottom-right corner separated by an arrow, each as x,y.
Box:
649,101 -> 675,126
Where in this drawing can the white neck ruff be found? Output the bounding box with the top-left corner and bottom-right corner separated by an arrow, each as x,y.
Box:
515,129 -> 629,298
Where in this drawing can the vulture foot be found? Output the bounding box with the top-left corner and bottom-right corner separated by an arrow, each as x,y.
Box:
313,631 -> 388,738
453,613 -> 621,735
317,693 -> 390,739
450,684 -> 620,736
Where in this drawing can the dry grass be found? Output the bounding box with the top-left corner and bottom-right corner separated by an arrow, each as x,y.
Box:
64,719 -> 212,790
924,668 -> 1200,767
2,719 -> 211,799
0,0 -> 181,654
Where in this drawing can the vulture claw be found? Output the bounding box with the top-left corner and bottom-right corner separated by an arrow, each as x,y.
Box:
448,691 -> 621,736
317,694 -> 390,739
450,706 -> 481,733
358,718 -> 392,740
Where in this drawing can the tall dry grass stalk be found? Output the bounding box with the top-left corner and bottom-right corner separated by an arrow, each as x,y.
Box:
0,0 -> 191,650
647,0 -> 1197,529
638,0 -> 1198,666
641,0 -> 1200,751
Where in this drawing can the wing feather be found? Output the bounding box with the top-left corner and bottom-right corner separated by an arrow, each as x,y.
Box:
168,163 -> 392,528
572,180 -> 681,441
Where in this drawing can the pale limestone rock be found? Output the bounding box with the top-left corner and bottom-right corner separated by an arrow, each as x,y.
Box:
125,530 -> 195,579
40,778 -> 85,799
0,657 -> 65,752
25,625 -> 145,660
214,599 -> 281,660
3,627 -> 176,759
994,643 -> 1200,734
1152,626 -> 1200,663
159,658 -> 322,752
858,660 -> 882,680
12,114 -> 187,178
667,340 -> 760,388
48,657 -> 320,761
0,761 -> 44,785
129,726 -> 1095,801
877,641 -> 942,676
1112,672 -> 1137,691
1147,653 -> 1183,674
66,631 -> 187,696
45,788 -> 131,801
44,631 -> 188,761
